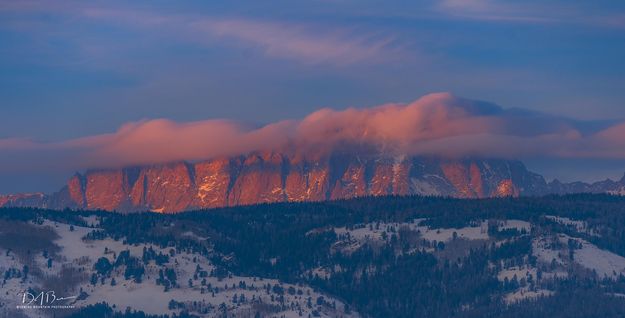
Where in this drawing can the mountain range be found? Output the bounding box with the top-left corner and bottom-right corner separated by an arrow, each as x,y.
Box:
2,151 -> 624,213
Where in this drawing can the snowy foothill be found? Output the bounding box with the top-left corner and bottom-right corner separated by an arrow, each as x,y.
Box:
503,288 -> 554,305
333,218 -> 490,249
533,233 -> 625,279
498,220 -> 531,233
544,215 -> 600,237
0,218 -> 358,318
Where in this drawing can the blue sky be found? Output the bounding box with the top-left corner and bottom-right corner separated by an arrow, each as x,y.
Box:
1,0 -> 625,192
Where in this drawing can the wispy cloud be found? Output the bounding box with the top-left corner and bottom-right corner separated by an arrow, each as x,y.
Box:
74,7 -> 404,65
435,0 -> 625,28
193,19 -> 398,65
436,0 -> 561,24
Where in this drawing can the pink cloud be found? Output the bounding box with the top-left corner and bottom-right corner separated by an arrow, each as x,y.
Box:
1,92 -> 624,173
78,119 -> 296,167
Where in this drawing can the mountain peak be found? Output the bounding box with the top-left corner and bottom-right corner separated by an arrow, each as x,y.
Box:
1,153 -> 623,213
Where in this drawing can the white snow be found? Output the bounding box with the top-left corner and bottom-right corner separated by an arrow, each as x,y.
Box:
573,238 -> 625,278
497,266 -> 536,282
504,288 -> 553,304
533,233 -> 625,279
80,215 -> 100,227
0,217 -> 358,318
418,222 -> 489,242
332,219 -> 489,255
532,236 -> 565,266
544,215 -> 595,235
410,179 -> 441,196
498,220 -> 531,232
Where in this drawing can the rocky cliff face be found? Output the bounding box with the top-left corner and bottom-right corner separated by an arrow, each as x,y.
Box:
1,153 -> 622,213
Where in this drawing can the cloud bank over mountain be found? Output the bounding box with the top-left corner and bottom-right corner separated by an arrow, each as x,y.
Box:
1,93 -> 624,176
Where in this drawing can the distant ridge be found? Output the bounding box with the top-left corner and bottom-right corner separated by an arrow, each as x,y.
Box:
2,151 -> 624,213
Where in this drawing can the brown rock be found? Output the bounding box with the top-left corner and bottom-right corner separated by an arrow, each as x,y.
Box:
18,154 -> 551,213
228,152 -> 285,205
192,158 -> 232,208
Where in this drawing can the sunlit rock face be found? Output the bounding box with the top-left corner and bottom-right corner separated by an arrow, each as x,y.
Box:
227,151 -> 285,206
3,150 -> 623,213
11,154 -> 547,213
192,158 -> 232,208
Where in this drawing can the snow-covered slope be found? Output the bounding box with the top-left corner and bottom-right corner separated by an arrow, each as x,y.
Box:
0,218 -> 357,318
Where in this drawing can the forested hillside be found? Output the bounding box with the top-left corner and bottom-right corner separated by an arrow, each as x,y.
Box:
3,194 -> 625,317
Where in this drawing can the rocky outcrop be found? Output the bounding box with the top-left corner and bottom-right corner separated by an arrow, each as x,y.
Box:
1,153 -> 623,213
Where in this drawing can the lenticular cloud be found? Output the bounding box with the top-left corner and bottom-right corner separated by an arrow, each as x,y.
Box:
1,92 -> 624,172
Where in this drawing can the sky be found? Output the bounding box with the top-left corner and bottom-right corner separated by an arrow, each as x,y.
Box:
1,0 -> 625,193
